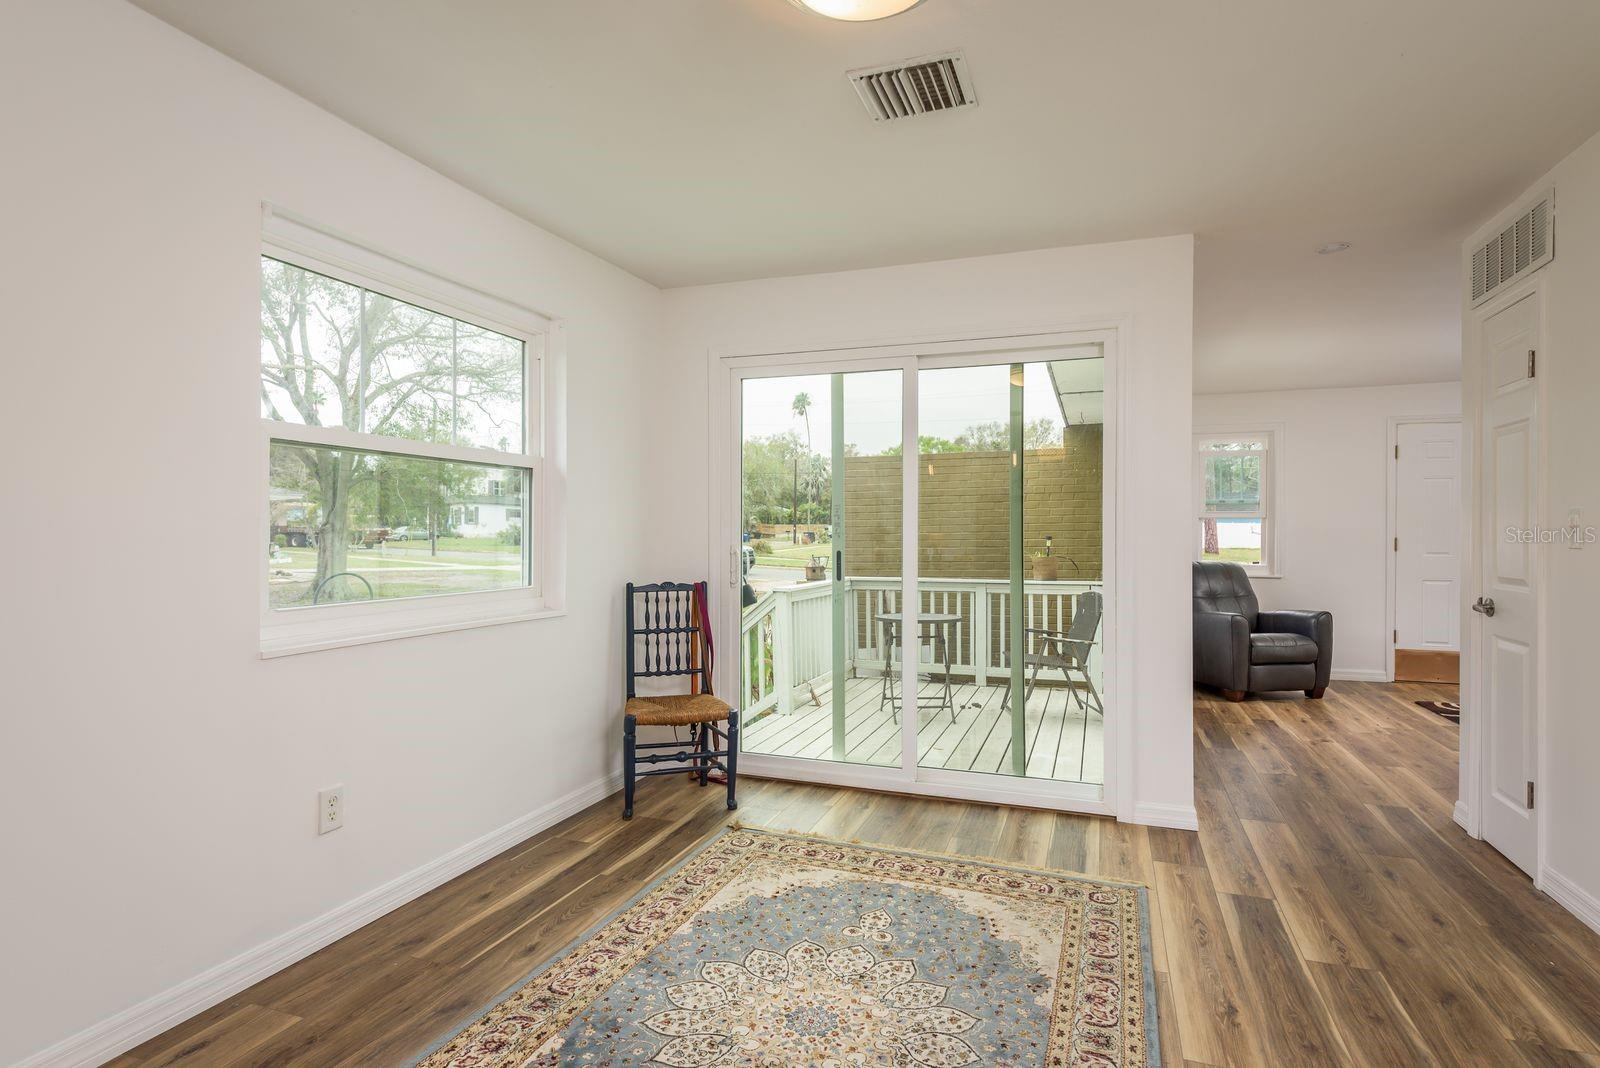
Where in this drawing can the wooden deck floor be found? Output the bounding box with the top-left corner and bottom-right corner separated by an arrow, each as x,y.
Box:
742,674 -> 1105,783
117,681 -> 1600,1067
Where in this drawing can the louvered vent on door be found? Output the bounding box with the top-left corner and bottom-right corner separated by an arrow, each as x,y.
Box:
1472,194 -> 1553,306
848,51 -> 975,122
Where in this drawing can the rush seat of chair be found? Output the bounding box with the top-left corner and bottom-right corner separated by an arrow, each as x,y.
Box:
626,693 -> 731,726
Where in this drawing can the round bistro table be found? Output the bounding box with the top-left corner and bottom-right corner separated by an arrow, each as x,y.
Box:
876,611 -> 960,723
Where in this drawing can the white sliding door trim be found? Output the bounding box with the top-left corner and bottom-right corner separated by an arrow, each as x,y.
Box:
705,319 -> 1133,820
734,753 -> 1114,815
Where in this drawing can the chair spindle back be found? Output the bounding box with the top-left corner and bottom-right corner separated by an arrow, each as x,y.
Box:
625,581 -> 710,699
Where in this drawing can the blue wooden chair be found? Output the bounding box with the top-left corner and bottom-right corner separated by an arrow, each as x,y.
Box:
623,581 -> 738,819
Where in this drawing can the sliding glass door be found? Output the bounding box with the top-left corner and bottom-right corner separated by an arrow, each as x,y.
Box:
738,369 -> 903,767
730,337 -> 1108,807
914,357 -> 1104,786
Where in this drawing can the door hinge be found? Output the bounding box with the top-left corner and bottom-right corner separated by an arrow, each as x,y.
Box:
1394,536 -> 1399,551
729,547 -> 738,587
1529,349 -> 1537,378
1393,629 -> 1398,643
1526,780 -> 1535,809
1395,443 -> 1399,459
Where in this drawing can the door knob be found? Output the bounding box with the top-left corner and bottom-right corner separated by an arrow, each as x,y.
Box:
1472,597 -> 1496,617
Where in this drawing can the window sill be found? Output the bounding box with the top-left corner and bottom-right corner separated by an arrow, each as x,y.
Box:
260,598 -> 564,658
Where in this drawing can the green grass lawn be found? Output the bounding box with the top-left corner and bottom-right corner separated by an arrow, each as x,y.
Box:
1200,548 -> 1264,565
380,535 -> 513,554
273,537 -> 515,564
267,541 -> 523,608
273,547 -> 415,570
270,541 -> 520,580
752,536 -> 832,569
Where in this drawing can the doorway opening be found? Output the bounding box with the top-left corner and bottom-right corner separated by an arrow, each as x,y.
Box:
720,332 -> 1117,814
1389,417 -> 1463,684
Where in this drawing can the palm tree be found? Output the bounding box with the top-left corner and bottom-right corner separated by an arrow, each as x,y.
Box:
792,391 -> 812,448
799,453 -> 829,521
790,392 -> 812,543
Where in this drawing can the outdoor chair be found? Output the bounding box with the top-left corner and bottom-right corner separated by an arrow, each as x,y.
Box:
1001,589 -> 1103,716
622,581 -> 738,819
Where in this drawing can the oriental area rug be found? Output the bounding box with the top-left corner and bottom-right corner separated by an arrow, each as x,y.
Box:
415,827 -> 1159,1067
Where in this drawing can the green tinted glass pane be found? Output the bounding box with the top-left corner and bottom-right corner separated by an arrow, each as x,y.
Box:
361,292 -> 456,444
1203,453 -> 1262,512
260,258 -> 361,430
268,442 -> 528,608
261,257 -> 524,453
454,322 -> 524,452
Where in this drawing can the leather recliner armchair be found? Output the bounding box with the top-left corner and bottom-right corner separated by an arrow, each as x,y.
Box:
1193,561 -> 1332,701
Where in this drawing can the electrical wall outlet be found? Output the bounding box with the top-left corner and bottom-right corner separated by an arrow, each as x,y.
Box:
318,785 -> 344,834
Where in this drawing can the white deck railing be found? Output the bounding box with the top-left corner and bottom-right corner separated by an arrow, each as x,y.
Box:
739,576 -> 1103,718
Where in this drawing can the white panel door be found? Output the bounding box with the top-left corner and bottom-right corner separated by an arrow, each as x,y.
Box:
1395,421 -> 1462,650
1477,292 -> 1539,877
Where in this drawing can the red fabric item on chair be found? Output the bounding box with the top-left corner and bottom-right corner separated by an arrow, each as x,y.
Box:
693,581 -> 716,692
691,580 -> 727,784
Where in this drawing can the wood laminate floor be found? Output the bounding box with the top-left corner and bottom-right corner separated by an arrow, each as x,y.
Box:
118,681 -> 1600,1067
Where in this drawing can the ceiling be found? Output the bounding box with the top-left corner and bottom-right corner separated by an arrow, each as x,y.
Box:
130,0 -> 1600,393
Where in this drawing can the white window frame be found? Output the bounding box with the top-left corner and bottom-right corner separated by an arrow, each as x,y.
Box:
1193,426 -> 1280,578
705,324 -> 1129,820
259,205 -> 566,657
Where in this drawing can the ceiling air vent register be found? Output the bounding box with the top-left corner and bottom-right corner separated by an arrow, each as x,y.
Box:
1471,193 -> 1553,306
849,51 -> 975,122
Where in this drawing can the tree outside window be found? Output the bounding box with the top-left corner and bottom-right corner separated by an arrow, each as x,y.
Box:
261,256 -> 530,606
1196,435 -> 1271,571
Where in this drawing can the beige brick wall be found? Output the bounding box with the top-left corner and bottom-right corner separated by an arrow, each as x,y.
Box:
842,423 -> 1103,581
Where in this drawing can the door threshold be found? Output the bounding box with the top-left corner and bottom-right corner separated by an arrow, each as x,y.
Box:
738,754 -> 1111,816
1395,648 -> 1460,684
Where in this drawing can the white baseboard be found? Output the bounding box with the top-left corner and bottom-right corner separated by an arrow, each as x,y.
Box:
1330,668 -> 1391,683
17,771 -> 624,1068
1452,800 -> 1474,835
1538,866 -> 1600,937
1132,802 -> 1199,831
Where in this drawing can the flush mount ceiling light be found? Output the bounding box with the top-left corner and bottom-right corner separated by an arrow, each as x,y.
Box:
789,0 -> 927,21
1315,242 -> 1352,255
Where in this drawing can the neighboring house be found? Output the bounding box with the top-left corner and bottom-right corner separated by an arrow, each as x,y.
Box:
450,490 -> 523,539
271,477 -> 522,543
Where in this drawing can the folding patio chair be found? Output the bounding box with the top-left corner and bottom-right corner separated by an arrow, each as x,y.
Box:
1001,589 -> 1103,715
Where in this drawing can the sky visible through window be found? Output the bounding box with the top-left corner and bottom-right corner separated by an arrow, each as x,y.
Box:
742,363 -> 1071,455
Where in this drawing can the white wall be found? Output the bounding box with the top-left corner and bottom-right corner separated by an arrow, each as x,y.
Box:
653,237 -> 1197,827
1195,382 -> 1461,680
1462,128 -> 1600,932
0,2 -> 661,1063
